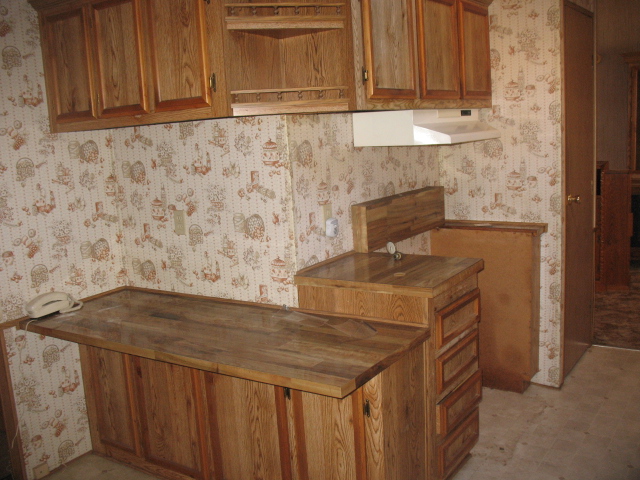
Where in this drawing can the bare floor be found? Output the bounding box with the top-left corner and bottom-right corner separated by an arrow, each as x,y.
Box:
46,346 -> 640,480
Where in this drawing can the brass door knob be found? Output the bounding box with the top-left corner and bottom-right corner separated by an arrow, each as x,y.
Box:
567,194 -> 581,204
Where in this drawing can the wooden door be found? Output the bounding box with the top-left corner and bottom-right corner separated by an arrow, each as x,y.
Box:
361,0 -> 419,100
83,347 -> 139,455
40,6 -> 96,124
285,389 -> 360,480
418,0 -> 461,99
133,356 -> 210,479
145,0 -> 213,113
89,0 -> 149,118
563,1 -> 594,378
205,373 -> 289,480
458,0 -> 491,99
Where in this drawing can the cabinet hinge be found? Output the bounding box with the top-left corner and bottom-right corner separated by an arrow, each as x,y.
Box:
209,73 -> 217,92
283,387 -> 291,400
361,67 -> 369,84
363,399 -> 371,417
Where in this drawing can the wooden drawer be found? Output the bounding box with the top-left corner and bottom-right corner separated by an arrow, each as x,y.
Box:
435,288 -> 480,350
438,408 -> 479,479
437,369 -> 482,436
436,329 -> 478,397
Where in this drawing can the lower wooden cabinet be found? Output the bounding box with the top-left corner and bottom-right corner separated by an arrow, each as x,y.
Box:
133,357 -> 211,479
295,252 -> 484,479
80,341 -> 427,480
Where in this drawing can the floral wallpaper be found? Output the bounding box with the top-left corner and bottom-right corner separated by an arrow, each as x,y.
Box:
0,0 -> 593,478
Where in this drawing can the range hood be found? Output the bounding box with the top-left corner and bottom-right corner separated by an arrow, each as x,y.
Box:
352,109 -> 500,146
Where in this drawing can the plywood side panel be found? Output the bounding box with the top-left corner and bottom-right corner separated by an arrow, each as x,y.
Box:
431,227 -> 541,392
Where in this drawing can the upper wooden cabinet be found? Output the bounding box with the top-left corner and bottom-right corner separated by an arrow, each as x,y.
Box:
29,0 -> 492,131
31,0 -> 228,132
90,0 -> 148,118
360,0 -> 419,100
220,1 -> 356,116
40,6 -> 97,124
358,0 -> 492,110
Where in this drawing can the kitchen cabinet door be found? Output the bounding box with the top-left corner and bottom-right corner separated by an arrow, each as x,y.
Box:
361,0 -> 419,100
89,0 -> 149,118
40,6 -> 97,124
205,373 -> 289,480
132,356 -> 210,479
82,346 -> 139,455
285,387 -> 361,480
418,0 -> 461,99
458,0 -> 491,99
145,0 -> 214,113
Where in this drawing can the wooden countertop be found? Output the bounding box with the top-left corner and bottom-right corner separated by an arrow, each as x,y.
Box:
19,289 -> 429,398
438,220 -> 548,236
295,252 -> 484,297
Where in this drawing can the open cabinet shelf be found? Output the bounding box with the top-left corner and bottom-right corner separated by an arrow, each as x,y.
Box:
230,86 -> 349,115
225,2 -> 345,30
223,0 -> 355,116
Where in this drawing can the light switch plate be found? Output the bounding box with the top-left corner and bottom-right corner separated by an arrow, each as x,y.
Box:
174,210 -> 186,235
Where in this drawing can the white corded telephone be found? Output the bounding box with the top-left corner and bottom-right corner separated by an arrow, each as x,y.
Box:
24,292 -> 83,319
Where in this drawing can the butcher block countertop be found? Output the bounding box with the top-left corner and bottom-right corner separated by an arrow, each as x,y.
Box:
19,288 -> 429,398
295,252 -> 484,297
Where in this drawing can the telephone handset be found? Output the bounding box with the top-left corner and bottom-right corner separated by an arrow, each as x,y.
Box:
24,292 -> 83,319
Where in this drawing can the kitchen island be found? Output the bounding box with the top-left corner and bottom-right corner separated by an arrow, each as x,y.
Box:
21,288 -> 431,480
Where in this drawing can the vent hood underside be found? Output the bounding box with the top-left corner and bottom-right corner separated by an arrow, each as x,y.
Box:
352,109 -> 500,146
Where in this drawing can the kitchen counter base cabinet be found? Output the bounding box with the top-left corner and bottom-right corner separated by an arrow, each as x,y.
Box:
80,343 -> 427,480
296,252 -> 484,480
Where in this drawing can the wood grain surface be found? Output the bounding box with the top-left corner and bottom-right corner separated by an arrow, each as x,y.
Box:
351,187 -> 445,252
296,252 -> 483,298
19,289 -> 429,398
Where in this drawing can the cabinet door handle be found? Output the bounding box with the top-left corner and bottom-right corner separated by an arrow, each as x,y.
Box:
567,194 -> 581,204
209,73 -> 217,92
363,399 -> 371,417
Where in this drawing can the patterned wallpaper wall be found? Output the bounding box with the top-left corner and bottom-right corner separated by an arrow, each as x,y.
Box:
440,0 -> 592,386
0,2 -> 438,478
0,0 -> 593,478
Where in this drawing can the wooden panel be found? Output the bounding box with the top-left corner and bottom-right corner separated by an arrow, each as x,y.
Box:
361,0 -> 418,99
458,0 -> 491,99
290,389 -> 358,480
91,0 -> 149,117
21,289 -> 429,398
146,0 -> 212,112
563,1 -> 594,379
437,408 -> 479,479
436,369 -> 481,437
597,169 -> 631,290
0,329 -> 26,480
418,0 -> 461,99
351,186 -> 445,252
435,288 -> 480,350
436,329 -> 478,397
296,252 -> 482,299
297,285 -> 429,324
41,6 -> 96,124
431,224 -> 543,392
133,356 -> 208,478
84,346 -> 138,453
205,373 -> 287,480
363,346 -> 427,480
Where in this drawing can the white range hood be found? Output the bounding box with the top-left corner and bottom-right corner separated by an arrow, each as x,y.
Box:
352,109 -> 500,146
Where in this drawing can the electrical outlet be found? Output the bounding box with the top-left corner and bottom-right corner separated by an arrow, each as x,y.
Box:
174,210 -> 186,235
33,463 -> 50,479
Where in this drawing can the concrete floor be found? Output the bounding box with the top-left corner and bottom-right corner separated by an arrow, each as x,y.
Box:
45,345 -> 640,480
